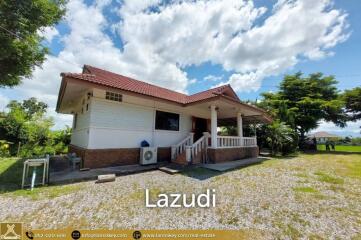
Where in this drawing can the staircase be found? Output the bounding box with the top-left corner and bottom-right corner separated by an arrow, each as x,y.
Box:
171,132 -> 209,165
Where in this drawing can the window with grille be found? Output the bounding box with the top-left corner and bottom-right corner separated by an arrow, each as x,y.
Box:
106,91 -> 122,102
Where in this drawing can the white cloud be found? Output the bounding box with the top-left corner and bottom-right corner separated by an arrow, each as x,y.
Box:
116,0 -> 348,92
204,74 -> 223,82
220,0 -> 349,91
39,27 -> 59,42
117,0 -> 265,68
312,120 -> 361,137
0,0 -> 349,129
227,72 -> 262,92
304,47 -> 334,60
188,78 -> 197,84
119,0 -> 161,14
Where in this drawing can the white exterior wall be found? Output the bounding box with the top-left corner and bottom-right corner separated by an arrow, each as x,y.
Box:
72,88 -> 193,149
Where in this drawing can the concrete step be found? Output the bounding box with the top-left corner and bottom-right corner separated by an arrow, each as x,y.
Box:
159,166 -> 181,174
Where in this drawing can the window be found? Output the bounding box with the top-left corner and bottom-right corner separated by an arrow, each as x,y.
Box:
73,113 -> 78,129
106,91 -> 122,102
155,110 -> 179,131
86,104 -> 89,111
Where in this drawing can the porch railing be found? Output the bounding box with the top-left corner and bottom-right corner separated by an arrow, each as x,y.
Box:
242,137 -> 257,147
217,136 -> 257,148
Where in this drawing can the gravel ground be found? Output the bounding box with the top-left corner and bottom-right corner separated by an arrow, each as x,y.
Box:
1,154 -> 360,239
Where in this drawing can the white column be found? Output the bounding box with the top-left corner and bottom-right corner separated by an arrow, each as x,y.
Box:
237,112 -> 243,137
211,105 -> 217,148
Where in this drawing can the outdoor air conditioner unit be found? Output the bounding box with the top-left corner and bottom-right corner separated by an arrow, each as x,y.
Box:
140,147 -> 157,165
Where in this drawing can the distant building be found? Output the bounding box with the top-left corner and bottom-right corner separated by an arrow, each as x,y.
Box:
308,131 -> 339,143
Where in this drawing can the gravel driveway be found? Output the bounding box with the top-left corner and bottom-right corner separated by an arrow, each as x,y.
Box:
1,154 -> 360,239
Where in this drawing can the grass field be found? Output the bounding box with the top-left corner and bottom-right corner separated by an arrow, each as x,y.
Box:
0,154 -> 361,239
317,144 -> 361,152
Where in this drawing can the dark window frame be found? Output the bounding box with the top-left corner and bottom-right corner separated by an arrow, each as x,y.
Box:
155,110 -> 180,131
106,91 -> 122,102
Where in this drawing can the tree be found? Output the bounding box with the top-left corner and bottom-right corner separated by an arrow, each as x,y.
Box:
343,87 -> 361,120
343,87 -> 361,134
0,98 -> 54,156
7,97 -> 47,118
259,72 -> 347,146
0,0 -> 66,87
265,121 -> 298,155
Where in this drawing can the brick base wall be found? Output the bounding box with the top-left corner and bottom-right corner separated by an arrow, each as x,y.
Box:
68,145 -> 258,168
68,145 -> 171,169
207,146 -> 259,163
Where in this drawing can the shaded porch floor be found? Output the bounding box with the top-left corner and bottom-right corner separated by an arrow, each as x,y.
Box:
50,163 -> 167,184
201,157 -> 268,172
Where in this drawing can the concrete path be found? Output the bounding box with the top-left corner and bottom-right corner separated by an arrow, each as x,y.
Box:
201,157 -> 268,172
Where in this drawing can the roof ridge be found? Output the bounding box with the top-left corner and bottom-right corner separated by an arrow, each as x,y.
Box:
84,65 -> 234,99
187,84 -> 231,97
61,64 -> 242,105
61,72 -> 95,77
84,64 -> 188,98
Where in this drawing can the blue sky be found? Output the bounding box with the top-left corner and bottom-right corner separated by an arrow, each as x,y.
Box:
0,0 -> 360,136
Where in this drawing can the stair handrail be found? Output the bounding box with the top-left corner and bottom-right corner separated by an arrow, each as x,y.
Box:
171,133 -> 194,160
186,133 -> 209,163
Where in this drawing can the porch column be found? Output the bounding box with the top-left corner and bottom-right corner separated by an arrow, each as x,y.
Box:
211,105 -> 217,148
237,112 -> 243,137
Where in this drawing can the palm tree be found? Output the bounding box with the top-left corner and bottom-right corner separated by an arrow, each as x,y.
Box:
266,121 -> 297,155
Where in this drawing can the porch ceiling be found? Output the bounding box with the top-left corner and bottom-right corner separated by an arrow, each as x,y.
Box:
185,96 -> 270,120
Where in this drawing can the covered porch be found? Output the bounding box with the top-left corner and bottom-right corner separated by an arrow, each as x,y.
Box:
172,95 -> 271,164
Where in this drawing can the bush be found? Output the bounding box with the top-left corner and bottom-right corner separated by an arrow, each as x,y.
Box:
0,98 -> 71,157
0,140 -> 11,157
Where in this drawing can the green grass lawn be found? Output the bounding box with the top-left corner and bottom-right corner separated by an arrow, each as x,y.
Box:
0,157 -> 82,199
0,157 -> 25,192
317,144 -> 361,152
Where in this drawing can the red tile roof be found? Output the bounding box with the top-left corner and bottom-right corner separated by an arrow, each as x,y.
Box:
61,65 -> 237,105
186,85 -> 232,103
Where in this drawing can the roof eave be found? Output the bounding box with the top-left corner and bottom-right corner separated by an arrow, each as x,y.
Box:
55,77 -> 68,113
63,76 -> 186,107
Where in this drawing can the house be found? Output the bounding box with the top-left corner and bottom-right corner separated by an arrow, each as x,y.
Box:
308,131 -> 339,144
56,65 -> 271,169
